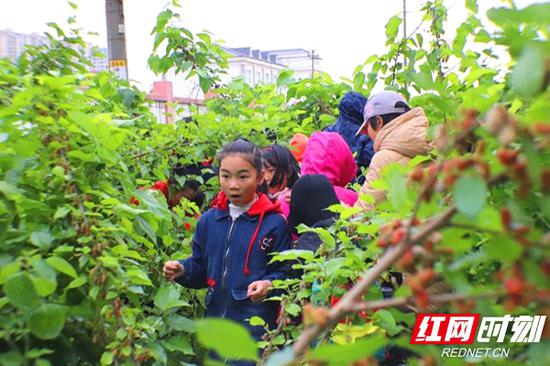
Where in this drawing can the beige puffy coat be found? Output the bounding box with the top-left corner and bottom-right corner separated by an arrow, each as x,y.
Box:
355,107 -> 432,208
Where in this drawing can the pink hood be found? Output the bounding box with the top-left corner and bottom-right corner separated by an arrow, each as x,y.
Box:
301,132 -> 358,205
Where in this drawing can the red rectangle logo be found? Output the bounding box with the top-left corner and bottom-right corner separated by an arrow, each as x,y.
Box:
410,314 -> 480,344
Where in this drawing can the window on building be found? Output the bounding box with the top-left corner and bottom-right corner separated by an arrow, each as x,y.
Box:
265,73 -> 270,82
246,70 -> 252,83
256,71 -> 261,84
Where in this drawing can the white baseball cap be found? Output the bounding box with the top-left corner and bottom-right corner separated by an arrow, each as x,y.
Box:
356,91 -> 408,136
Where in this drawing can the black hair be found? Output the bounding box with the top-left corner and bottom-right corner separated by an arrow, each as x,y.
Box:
170,163 -> 213,191
191,190 -> 205,208
217,138 -> 263,174
368,101 -> 411,130
288,174 -> 339,232
262,144 -> 300,189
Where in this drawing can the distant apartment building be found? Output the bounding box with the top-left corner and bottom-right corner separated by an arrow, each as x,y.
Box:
223,47 -> 284,85
0,29 -> 108,73
87,47 -> 109,73
223,47 -> 321,85
0,29 -> 48,61
266,48 -> 320,80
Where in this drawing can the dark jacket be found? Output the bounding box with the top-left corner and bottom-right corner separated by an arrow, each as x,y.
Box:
293,218 -> 335,253
176,192 -> 290,340
324,91 -> 375,172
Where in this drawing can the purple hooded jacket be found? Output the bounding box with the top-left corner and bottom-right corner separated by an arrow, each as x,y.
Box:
300,132 -> 358,206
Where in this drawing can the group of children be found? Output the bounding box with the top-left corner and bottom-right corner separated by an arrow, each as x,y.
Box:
161,90 -> 432,358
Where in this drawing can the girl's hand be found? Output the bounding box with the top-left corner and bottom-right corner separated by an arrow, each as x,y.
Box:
247,280 -> 272,302
284,190 -> 291,204
163,260 -> 184,281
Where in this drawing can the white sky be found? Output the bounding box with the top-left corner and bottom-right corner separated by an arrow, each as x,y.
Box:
0,0 -> 544,94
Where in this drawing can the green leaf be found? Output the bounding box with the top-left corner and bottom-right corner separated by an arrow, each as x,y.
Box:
127,268 -> 153,286
373,309 -> 403,336
25,348 -> 53,359
353,72 -> 365,91
100,351 -> 114,365
270,249 -> 314,262
0,351 -> 23,366
147,343 -> 167,364
483,235 -> 522,263
166,314 -> 196,332
46,256 -> 77,278
31,276 -> 57,297
385,165 -> 410,211
488,4 -> 550,27
163,335 -> 194,355
249,316 -> 265,327
0,181 -> 22,200
154,285 -> 190,311
99,256 -> 119,268
67,276 -> 87,289
307,334 -> 386,365
510,46 -> 545,98
30,230 -> 54,250
28,304 -> 66,340
409,68 -> 434,91
195,318 -> 258,361
453,175 -> 487,218
52,166 -> 65,178
465,0 -> 478,13
325,258 -> 345,278
199,77 -> 213,93
277,69 -> 294,87
385,16 -> 402,41
408,155 -> 431,168
4,272 -> 40,310
54,206 -> 71,219
67,150 -> 99,162
35,359 -> 52,366
0,262 -> 21,285
286,303 -> 301,317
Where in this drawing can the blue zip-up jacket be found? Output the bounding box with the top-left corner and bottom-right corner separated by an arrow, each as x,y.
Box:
324,91 -> 375,173
176,191 -> 290,340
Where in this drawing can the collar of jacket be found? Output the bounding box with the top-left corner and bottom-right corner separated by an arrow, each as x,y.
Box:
211,191 -> 281,221
210,191 -> 283,276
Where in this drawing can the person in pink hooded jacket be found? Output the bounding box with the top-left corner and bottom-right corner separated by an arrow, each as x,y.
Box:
300,131 -> 358,206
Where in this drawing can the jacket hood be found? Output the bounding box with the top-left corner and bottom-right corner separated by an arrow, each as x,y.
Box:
301,132 -> 358,187
211,191 -> 282,216
338,92 -> 367,126
374,107 -> 432,157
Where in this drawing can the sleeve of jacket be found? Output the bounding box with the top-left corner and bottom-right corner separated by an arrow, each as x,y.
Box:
354,151 -> 391,209
175,216 -> 208,289
262,215 -> 291,282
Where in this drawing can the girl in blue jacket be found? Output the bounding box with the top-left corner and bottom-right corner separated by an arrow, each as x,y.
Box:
163,138 -> 290,342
